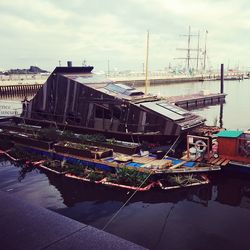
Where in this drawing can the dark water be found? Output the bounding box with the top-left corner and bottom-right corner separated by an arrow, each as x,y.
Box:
1,79 -> 250,249
1,159 -> 250,250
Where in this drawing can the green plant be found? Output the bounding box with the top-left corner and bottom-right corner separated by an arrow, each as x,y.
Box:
60,130 -> 77,141
107,168 -> 148,187
67,164 -> 87,176
9,146 -> 42,161
106,138 -> 116,145
87,170 -> 106,181
43,160 -> 67,171
167,175 -> 186,187
79,134 -> 106,143
182,174 -> 202,185
63,142 -> 88,150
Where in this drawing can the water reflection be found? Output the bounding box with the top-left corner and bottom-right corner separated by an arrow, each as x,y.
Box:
2,160 -> 249,210
219,103 -> 224,128
215,173 -> 250,208
2,160 -> 250,248
17,164 -> 36,182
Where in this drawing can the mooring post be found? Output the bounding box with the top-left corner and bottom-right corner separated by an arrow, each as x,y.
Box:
220,63 -> 224,94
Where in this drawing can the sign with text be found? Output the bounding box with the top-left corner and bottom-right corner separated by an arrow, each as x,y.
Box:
0,101 -> 22,117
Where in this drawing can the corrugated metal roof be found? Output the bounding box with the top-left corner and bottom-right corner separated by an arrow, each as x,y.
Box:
141,102 -> 185,121
216,130 -> 243,138
157,102 -> 188,115
104,83 -> 144,96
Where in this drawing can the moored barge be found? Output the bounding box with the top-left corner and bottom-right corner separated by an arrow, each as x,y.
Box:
18,65 -> 205,143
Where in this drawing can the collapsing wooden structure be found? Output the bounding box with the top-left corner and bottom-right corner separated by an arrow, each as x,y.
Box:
22,65 -> 205,142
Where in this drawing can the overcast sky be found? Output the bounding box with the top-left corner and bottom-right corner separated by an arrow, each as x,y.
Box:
0,0 -> 249,72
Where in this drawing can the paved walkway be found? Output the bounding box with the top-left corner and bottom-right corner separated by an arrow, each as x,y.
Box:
0,190 -> 146,250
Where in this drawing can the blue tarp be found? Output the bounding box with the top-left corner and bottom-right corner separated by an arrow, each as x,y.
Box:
164,157 -> 195,168
125,162 -> 144,168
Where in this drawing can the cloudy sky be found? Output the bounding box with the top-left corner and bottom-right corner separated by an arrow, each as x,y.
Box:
0,0 -> 249,72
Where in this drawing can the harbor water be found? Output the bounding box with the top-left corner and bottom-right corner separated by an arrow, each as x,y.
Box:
1,79 -> 250,249
138,78 -> 250,130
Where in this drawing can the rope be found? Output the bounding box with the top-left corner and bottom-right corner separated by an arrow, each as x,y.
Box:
102,170 -> 153,231
154,204 -> 175,249
162,135 -> 181,159
102,136 -> 180,231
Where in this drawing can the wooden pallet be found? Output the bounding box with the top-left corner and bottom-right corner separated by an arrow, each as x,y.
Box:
207,157 -> 230,166
132,156 -> 155,164
221,159 -> 230,166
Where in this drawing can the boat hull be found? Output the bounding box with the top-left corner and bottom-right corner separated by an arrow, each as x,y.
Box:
227,161 -> 250,174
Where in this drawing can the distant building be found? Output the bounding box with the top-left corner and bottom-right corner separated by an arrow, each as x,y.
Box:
6,66 -> 48,75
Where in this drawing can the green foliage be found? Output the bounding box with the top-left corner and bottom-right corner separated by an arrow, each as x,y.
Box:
67,164 -> 87,177
107,167 -> 148,187
106,138 -> 115,145
168,175 -> 186,186
79,134 -> 106,143
87,171 -> 106,181
60,130 -> 76,141
43,160 -> 68,172
167,174 -> 202,187
63,142 -> 89,150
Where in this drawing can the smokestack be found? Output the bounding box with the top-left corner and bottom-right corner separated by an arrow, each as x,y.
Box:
67,61 -> 72,67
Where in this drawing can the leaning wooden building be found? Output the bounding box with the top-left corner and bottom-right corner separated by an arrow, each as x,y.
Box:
22,66 -> 205,142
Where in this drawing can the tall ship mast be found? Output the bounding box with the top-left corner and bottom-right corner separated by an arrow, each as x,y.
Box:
175,26 -> 202,72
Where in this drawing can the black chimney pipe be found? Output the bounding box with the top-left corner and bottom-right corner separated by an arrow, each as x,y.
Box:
67,61 -> 72,67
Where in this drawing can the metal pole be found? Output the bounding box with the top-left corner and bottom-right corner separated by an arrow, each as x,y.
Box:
145,30 -> 149,94
220,63 -> 224,94
196,31 -> 200,71
203,30 -> 208,71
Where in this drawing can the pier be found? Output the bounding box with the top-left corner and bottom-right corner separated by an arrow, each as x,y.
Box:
0,74 -> 47,97
109,72 -> 246,87
0,84 -> 43,97
112,75 -> 204,86
166,92 -> 226,109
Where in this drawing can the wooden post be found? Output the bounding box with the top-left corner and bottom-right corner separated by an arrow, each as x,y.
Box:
219,103 -> 224,128
220,64 -> 224,94
145,30 -> 149,94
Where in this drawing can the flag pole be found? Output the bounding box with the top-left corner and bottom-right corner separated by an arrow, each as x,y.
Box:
145,30 -> 150,94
